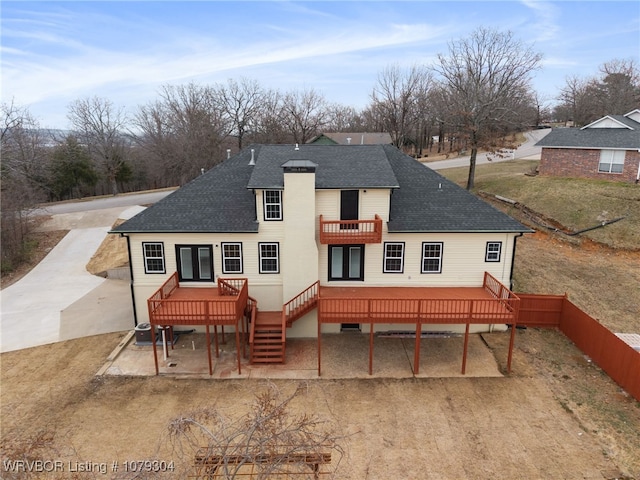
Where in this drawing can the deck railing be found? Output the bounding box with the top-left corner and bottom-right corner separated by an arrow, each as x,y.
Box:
482,272 -> 520,314
319,215 -> 383,244
318,297 -> 517,324
147,276 -> 248,326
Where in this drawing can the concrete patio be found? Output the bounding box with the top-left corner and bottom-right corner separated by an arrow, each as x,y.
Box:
98,329 -> 504,379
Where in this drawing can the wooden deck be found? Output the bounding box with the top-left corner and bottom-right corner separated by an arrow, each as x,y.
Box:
146,274 -> 249,375
315,273 -> 520,376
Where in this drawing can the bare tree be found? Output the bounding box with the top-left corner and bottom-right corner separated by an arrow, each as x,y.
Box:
168,383 -> 343,479
252,88 -> 291,144
555,58 -> 640,126
1,101 -> 48,275
370,64 -> 433,149
281,88 -> 329,144
133,83 -> 230,186
215,78 -> 264,150
67,97 -> 130,195
432,27 -> 542,189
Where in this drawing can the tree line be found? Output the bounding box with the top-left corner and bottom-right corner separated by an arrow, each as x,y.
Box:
2,27 -> 638,275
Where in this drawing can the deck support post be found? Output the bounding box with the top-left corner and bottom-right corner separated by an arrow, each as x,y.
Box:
221,325 -> 227,344
317,316 -> 322,377
461,323 -> 470,374
206,325 -> 213,376
414,322 -> 421,375
368,320 -> 374,375
507,321 -> 516,374
151,326 -> 159,375
213,325 -> 219,358
235,325 -> 242,375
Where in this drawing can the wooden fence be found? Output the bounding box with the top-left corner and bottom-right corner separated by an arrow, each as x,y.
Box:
517,293 -> 640,402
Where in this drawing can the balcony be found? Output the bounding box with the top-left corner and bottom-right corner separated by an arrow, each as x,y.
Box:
319,214 -> 383,244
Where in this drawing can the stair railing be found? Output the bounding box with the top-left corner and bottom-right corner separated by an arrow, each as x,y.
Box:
282,281 -> 320,331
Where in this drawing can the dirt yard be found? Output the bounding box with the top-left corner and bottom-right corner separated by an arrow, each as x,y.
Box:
1,187 -> 639,479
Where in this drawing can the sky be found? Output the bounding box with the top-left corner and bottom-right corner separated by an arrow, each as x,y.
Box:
2,1 -> 639,129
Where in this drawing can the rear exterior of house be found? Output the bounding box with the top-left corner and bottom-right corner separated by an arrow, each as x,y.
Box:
536,109 -> 640,184
111,144 -> 531,339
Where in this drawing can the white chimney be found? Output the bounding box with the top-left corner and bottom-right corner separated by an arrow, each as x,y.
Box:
346,137 -> 351,145
249,148 -> 255,166
295,143 -> 299,151
227,149 -> 231,159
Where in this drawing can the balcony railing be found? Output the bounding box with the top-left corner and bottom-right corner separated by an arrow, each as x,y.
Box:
319,214 -> 383,244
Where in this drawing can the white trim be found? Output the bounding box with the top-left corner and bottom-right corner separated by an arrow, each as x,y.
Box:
581,115 -> 632,130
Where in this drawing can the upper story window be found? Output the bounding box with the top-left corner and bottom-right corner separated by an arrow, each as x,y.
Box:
598,150 -> 625,173
264,190 -> 283,220
222,242 -> 243,274
383,242 -> 404,273
143,242 -> 165,274
176,245 -> 213,282
421,242 -> 443,274
485,241 -> 502,262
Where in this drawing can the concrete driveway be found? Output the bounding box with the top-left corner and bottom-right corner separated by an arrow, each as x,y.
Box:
0,206 -> 145,353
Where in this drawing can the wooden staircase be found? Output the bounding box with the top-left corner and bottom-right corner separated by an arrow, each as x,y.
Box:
249,282 -> 320,365
250,311 -> 285,364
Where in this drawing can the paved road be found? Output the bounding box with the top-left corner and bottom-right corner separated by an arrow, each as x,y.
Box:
31,189 -> 175,216
426,128 -> 549,170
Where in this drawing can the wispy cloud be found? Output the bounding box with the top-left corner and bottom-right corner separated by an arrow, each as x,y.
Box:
520,0 -> 561,42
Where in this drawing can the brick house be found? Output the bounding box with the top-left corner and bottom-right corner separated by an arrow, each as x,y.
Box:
536,109 -> 640,184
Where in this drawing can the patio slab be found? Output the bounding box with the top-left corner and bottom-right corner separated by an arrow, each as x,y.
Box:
99,330 -> 503,379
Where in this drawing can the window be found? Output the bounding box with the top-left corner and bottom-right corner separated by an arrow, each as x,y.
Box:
598,150 -> 625,173
143,242 -> 165,274
421,242 -> 443,273
222,243 -> 243,274
383,242 -> 404,273
176,245 -> 213,281
485,241 -> 502,262
329,245 -> 364,281
259,243 -> 279,273
264,190 -> 283,220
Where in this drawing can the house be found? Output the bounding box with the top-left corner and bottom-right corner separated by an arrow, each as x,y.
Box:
111,144 -> 531,373
536,109 -> 640,183
307,132 -> 392,145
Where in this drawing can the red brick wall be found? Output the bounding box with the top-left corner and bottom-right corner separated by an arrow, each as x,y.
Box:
539,148 -> 640,183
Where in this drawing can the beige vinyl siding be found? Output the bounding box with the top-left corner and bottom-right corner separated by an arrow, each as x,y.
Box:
318,232 -> 517,287
128,232 -> 285,323
315,188 -> 391,224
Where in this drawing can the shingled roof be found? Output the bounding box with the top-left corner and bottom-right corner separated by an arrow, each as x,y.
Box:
535,110 -> 640,150
112,144 -> 530,234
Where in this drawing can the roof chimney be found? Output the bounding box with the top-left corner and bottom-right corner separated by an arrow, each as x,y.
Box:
346,137 -> 351,145
249,148 -> 255,166
295,143 -> 299,151
227,149 -> 231,159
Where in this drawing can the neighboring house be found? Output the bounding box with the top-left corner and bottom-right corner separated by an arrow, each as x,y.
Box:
307,132 -> 392,145
536,109 -> 640,183
111,144 -> 531,368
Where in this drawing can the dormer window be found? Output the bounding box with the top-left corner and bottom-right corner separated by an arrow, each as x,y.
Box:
264,190 -> 283,221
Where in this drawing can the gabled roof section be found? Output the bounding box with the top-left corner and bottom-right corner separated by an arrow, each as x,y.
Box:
624,109 -> 640,123
581,115 -> 637,130
536,123 -> 640,150
383,145 -> 531,233
247,144 -> 399,189
111,148 -> 259,233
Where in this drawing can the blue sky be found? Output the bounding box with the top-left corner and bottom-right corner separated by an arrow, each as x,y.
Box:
2,1 -> 639,129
